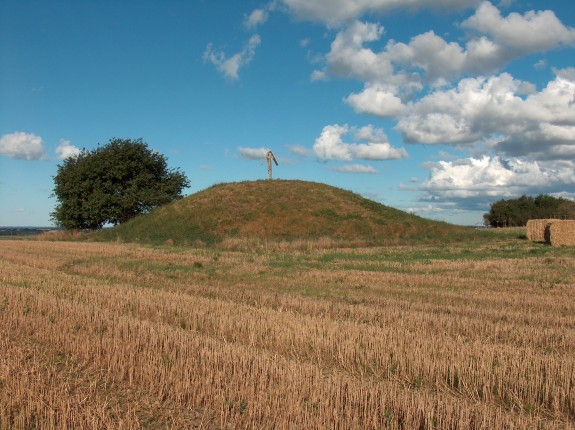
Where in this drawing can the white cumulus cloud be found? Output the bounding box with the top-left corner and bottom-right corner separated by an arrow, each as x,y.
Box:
345,84 -> 406,118
396,70 -> 575,159
420,156 -> 575,200
386,31 -> 470,82
462,1 -> 575,53
313,124 -> 408,162
55,139 -> 81,160
325,21 -> 391,82
0,132 -> 47,160
314,2 -> 575,97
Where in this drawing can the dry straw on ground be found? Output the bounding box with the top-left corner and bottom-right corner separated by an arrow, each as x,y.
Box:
546,220 -> 575,246
1,239 -> 575,429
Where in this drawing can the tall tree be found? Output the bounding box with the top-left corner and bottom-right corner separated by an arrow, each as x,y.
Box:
52,138 -> 190,229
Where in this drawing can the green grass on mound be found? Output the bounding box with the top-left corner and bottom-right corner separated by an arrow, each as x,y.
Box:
91,180 -> 485,246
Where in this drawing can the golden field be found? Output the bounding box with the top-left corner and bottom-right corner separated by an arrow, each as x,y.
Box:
1,235 -> 574,429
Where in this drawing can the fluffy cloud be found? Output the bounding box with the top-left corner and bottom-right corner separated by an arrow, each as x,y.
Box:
345,84 -> 406,118
237,146 -> 269,159
325,21 -> 391,82
462,1 -> 575,53
396,71 -> 575,159
282,0 -> 480,26
321,21 -> 422,90
385,31 -> 511,82
314,2 -> 575,104
420,156 -> 575,201
313,124 -> 408,161
387,31 -> 468,81
204,34 -> 261,80
55,139 -> 81,160
317,21 -> 425,116
0,132 -> 47,160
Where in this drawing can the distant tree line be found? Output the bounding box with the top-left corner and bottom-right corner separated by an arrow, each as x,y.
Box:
483,195 -> 575,227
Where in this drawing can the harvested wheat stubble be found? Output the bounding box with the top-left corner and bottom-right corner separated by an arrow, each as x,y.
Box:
546,220 -> 575,246
527,219 -> 560,242
2,240 -> 575,429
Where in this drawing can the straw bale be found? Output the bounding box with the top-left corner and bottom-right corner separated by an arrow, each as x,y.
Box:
546,220 -> 575,246
527,219 -> 560,242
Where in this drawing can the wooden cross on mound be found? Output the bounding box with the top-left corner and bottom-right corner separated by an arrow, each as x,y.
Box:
262,150 -> 278,180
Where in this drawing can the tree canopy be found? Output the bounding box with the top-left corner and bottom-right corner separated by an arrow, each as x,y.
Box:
483,194 -> 575,227
51,138 -> 190,229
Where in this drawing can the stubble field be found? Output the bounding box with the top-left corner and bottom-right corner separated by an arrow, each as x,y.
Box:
1,234 -> 574,429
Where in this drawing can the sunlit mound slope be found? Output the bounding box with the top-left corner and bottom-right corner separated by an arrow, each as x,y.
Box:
94,180 -> 473,245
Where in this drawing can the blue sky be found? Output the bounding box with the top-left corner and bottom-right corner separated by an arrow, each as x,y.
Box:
1,0 -> 574,227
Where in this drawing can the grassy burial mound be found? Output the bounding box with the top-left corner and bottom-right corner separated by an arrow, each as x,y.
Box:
94,180 -> 472,246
